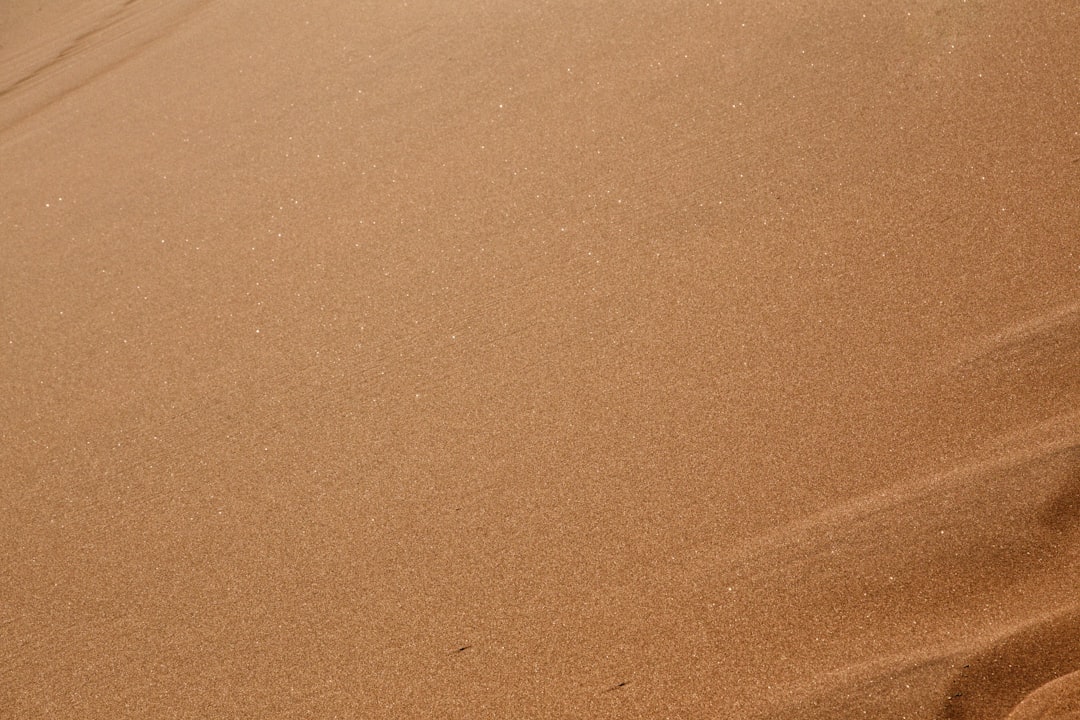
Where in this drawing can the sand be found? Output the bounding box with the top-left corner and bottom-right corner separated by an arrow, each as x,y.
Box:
2,0 -> 1078,717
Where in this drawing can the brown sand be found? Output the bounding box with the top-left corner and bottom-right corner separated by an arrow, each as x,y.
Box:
2,0 -> 1079,717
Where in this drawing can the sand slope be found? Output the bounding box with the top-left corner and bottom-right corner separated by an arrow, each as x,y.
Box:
2,0 -> 1079,717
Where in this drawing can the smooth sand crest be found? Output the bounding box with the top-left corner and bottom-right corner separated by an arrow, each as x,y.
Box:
2,0 -> 1079,717
1006,670 -> 1080,720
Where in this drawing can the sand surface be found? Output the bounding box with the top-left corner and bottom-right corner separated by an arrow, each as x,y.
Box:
2,0 -> 1079,717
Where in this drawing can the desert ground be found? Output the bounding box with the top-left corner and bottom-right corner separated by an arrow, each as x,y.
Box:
2,0 -> 1079,717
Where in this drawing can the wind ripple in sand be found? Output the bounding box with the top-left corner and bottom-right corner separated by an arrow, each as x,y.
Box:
910,300 -> 1080,463
764,607 -> 1080,720
951,300 -> 1080,376
728,437 -> 1080,718
940,609 -> 1080,720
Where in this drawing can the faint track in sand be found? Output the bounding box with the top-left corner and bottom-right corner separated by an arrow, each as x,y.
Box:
0,0 -> 210,134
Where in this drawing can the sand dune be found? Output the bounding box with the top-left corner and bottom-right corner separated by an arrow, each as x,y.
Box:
2,0 -> 1078,717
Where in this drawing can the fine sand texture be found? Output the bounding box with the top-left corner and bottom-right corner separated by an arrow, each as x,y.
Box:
2,0 -> 1079,717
